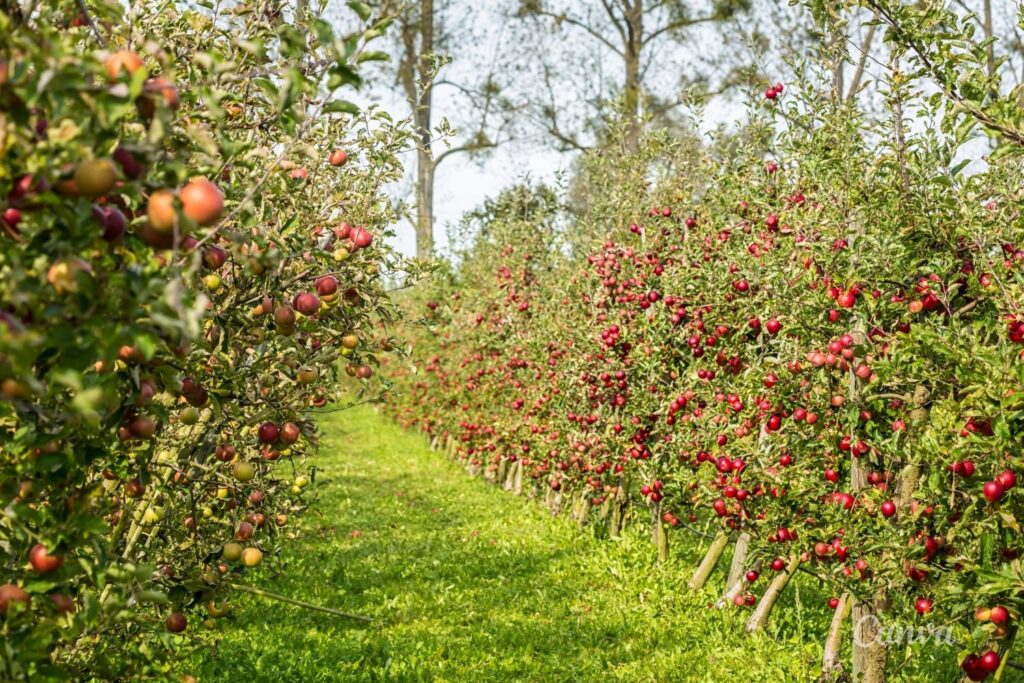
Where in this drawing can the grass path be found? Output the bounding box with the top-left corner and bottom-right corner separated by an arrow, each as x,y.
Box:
186,406 -> 961,682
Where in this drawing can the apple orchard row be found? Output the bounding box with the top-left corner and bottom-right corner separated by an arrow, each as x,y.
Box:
384,80 -> 1024,680
1,2 -> 411,681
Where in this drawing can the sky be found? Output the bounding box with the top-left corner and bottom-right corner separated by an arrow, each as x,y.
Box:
331,0 -> 1017,261
335,0 -> 781,260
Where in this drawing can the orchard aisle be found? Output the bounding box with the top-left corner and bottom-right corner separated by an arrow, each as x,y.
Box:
188,406 -> 821,683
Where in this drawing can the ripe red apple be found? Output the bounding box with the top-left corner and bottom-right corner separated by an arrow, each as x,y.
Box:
138,77 -> 180,117
351,226 -> 373,249
203,245 -> 227,269
258,422 -> 279,444
179,178 -> 224,226
880,500 -> 896,517
104,50 -> 144,80
28,544 -> 63,574
125,477 -> 145,498
990,605 -> 1009,625
329,149 -> 348,167
0,584 -> 31,613
127,414 -> 156,439
914,597 -> 933,615
315,275 -> 338,296
147,189 -> 178,234
113,145 -> 145,180
293,292 -> 320,316
2,207 -> 21,230
274,305 -> 296,329
978,650 -> 1001,674
280,421 -> 300,445
165,612 -> 187,633
983,481 -> 1004,503
962,654 -> 984,681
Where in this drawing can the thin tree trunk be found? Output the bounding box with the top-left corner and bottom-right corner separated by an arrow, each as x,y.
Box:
822,592 -> 852,678
717,559 -> 761,608
502,460 -> 515,490
849,322 -> 887,682
609,474 -> 628,538
623,0 -> 643,153
415,146 -> 434,259
846,12 -> 878,101
650,500 -> 660,545
398,0 -> 435,260
725,531 -> 751,589
984,0 -> 996,82
745,555 -> 801,632
852,593 -> 888,682
688,530 -> 729,591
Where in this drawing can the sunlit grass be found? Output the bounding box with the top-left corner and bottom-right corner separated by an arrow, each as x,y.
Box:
185,405 -> 977,683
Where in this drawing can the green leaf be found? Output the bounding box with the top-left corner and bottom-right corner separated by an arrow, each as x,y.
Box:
357,51 -> 390,64
347,0 -> 372,21
323,100 -> 360,115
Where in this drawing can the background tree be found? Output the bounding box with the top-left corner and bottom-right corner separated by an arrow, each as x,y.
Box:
384,0 -> 515,260
507,0 -> 793,153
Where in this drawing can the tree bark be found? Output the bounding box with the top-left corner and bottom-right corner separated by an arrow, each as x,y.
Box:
852,593 -> 888,682
687,530 -> 729,591
399,0 -> 436,260
822,592 -> 852,678
717,559 -> 761,609
609,473 -> 628,538
849,323 -> 887,682
745,554 -> 801,632
725,531 -> 751,589
622,0 -> 643,153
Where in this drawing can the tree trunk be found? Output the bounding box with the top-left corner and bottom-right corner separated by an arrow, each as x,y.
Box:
657,522 -> 669,562
609,473 -> 628,538
571,489 -> 589,527
650,499 -> 660,545
849,323 -> 887,682
398,0 -> 435,260
852,593 -> 888,683
415,144 -> 434,259
821,592 -> 852,679
503,460 -> 516,491
745,555 -> 801,632
622,0 -> 643,153
687,530 -> 729,591
717,559 -> 761,609
725,531 -> 751,589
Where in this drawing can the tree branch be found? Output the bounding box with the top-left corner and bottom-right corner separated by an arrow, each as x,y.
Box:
530,8 -> 624,56
643,14 -> 718,46
846,11 -> 879,101
600,0 -> 629,47
865,0 -> 1024,146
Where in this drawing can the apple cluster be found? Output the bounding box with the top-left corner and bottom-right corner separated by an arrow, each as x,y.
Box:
385,76 -> 1024,677
0,1 -> 411,679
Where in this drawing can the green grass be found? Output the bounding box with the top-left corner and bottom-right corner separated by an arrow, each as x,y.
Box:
186,405 -> 977,683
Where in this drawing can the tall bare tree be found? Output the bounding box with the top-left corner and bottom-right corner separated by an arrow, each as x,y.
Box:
512,0 -> 766,153
393,0 -> 512,259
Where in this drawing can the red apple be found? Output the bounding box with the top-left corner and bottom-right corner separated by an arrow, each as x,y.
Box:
28,544 -> 63,574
